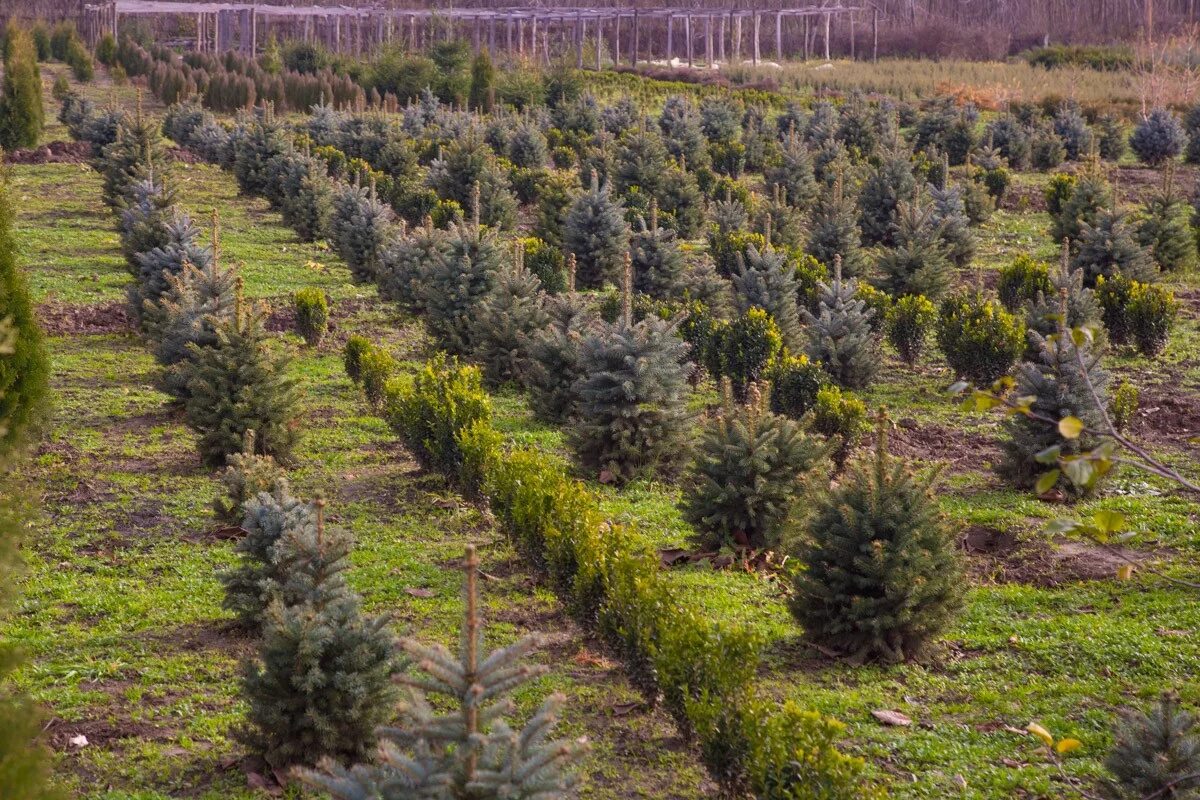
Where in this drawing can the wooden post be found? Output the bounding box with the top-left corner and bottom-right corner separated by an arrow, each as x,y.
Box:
752,13 -> 759,65
686,15 -> 692,67
804,15 -> 810,60
507,15 -> 513,55
543,27 -> 550,66
719,14 -> 726,62
596,17 -> 603,70
613,13 -> 621,64
489,15 -> 496,54
197,13 -> 203,52
666,14 -> 673,62
474,16 -> 481,51
577,13 -> 584,68
873,9 -> 879,62
518,18 -> 524,56
734,14 -> 741,62
706,15 -> 713,66
776,12 -> 782,60
631,9 -> 639,67
850,13 -> 856,60
531,16 -> 538,59
823,13 -> 831,60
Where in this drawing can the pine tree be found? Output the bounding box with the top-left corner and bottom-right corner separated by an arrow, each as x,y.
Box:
527,266 -> 600,423
145,252 -> 239,401
730,245 -> 805,352
1052,105 -> 1094,161
213,430 -> 286,525
803,258 -> 881,390
683,384 -> 826,551
128,209 -> 213,330
563,171 -> 631,289
1072,209 -> 1156,287
613,124 -> 671,199
0,28 -> 43,150
419,199 -> 504,356
630,199 -> 685,300
468,49 -> 495,112
658,94 -> 709,169
789,414 -> 964,663
1138,174 -> 1196,274
1023,242 -> 1102,343
1052,160 -> 1112,246
471,245 -> 551,387
240,499 -> 397,771
378,218 -> 448,312
807,173 -> 867,278
426,131 -> 517,230
100,95 -> 170,208
0,168 -> 48,451
1104,693 -> 1200,800
876,189 -> 954,300
858,146 -> 917,246
998,320 -> 1111,497
278,150 -> 334,243
182,285 -> 300,467
764,130 -> 817,210
930,178 -> 976,268
571,260 -> 692,484
230,107 -> 290,201
116,169 -> 179,273
330,179 -> 395,285
300,545 -> 583,800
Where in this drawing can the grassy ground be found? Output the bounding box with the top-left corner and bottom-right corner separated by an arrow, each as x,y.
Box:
11,60 -> 1200,800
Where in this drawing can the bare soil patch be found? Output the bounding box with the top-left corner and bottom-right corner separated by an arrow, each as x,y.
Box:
37,300 -> 132,336
961,524 -> 1149,587
5,140 -> 93,165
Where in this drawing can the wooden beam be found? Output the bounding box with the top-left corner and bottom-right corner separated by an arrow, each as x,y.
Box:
706,15 -> 713,66
631,9 -> 639,67
685,14 -> 692,67
752,12 -> 759,66
666,14 -> 673,62
823,12 -> 831,60
776,12 -> 782,60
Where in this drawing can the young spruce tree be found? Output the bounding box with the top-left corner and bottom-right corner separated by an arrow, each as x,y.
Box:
240,499 -> 397,771
300,545 -> 583,799
790,414 -> 964,663
803,257 -> 881,390
563,171 -> 631,289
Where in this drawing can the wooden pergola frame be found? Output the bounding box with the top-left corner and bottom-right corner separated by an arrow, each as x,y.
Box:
83,1 -> 878,66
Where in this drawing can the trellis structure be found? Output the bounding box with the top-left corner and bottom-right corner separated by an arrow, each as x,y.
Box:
82,2 -> 878,66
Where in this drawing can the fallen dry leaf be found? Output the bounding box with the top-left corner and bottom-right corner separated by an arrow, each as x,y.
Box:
405,587 -> 435,598
871,709 -> 912,727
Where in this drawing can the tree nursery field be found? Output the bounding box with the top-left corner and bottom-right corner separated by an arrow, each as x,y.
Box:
1,19 -> 1200,800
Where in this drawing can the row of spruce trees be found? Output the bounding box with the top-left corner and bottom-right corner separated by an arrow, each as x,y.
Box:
70,86 -> 585,797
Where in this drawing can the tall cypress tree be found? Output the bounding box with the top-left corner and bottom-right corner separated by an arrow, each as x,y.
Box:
0,28 -> 43,150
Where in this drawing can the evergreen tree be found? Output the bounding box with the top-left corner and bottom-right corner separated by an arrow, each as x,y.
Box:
658,94 -> 709,169
807,173 -> 867,277
0,168 -> 48,451
0,28 -> 43,150
858,146 -> 918,246
471,246 -> 551,387
930,179 -> 976,268
885,294 -> 937,365
116,169 -> 178,273
1024,243 -> 1102,343
1104,694 -> 1200,800
630,200 -> 685,300
277,149 -> 334,243
1096,113 -> 1128,162
714,307 -> 784,401
240,499 -> 397,771
730,245 -> 805,352
1052,161 -> 1113,246
571,261 -> 692,484
1072,209 -> 1156,287
1138,176 -> 1196,274
789,415 -> 964,663
984,114 -> 1032,170
330,180 -> 395,285
876,189 -> 954,300
183,287 -> 300,467
527,272 -> 600,423
468,49 -> 495,112
1130,108 -> 1187,167
998,324 -> 1111,497
506,117 -> 549,169
100,97 -> 170,208
378,218 -> 448,312
213,430 -> 286,525
1052,105 -> 1094,161
683,384 -> 825,551
764,130 -> 817,210
419,204 -> 504,356
144,254 -> 239,401
613,125 -> 671,199
426,131 -> 517,230
300,545 -> 583,800
563,171 -> 630,289
128,209 -> 213,330
803,259 -> 880,390
230,108 -> 290,201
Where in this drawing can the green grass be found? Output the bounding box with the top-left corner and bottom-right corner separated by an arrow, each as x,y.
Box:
7,157 -> 705,800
